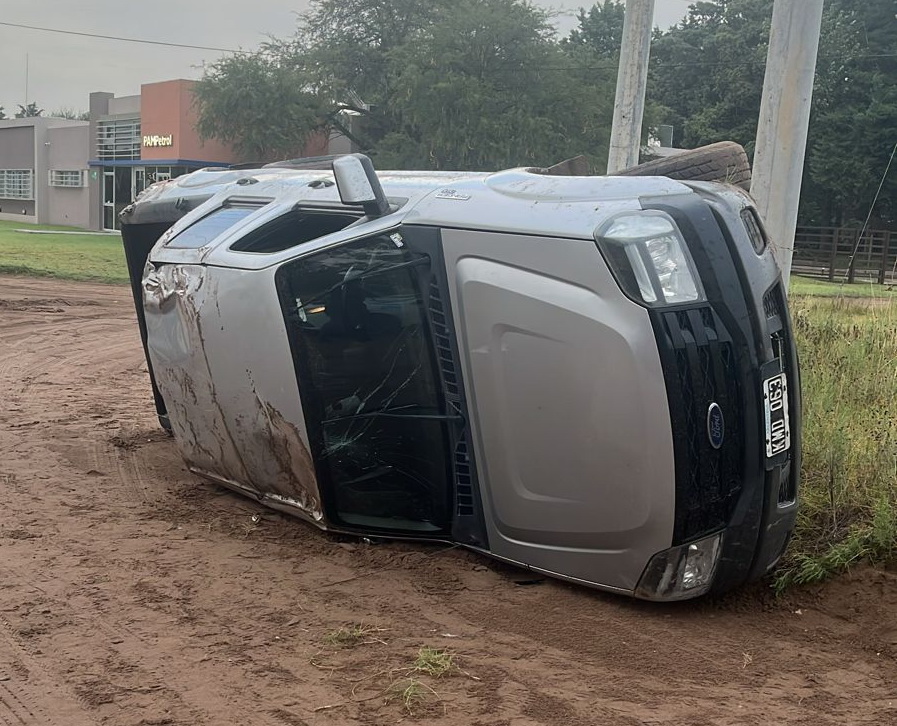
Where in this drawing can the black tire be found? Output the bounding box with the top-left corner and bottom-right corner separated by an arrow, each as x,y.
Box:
614,141 -> 752,190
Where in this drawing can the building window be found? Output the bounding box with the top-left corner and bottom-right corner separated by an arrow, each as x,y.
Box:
49,170 -> 86,188
96,118 -> 141,160
0,170 -> 34,199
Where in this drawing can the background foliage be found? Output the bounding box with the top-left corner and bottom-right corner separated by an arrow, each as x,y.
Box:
193,0 -> 897,224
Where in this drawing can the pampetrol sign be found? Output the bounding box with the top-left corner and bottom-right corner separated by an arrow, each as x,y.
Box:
143,134 -> 173,148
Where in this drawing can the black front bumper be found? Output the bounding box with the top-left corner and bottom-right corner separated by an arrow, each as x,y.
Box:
644,193 -> 800,594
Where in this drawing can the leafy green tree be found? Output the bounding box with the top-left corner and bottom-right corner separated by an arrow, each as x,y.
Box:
193,48 -> 333,163
647,0 -> 897,227
195,0 -> 618,171
801,0 -> 897,226
15,102 -> 43,118
648,0 -> 773,152
377,0 -> 614,169
564,0 -> 625,59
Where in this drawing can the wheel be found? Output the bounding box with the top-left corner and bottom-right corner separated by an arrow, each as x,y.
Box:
614,141 -> 752,190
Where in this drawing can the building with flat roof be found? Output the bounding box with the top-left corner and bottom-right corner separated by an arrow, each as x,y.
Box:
0,116 -> 91,227
0,78 -> 332,231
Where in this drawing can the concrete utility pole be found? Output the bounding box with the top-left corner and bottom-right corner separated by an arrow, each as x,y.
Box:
607,0 -> 655,174
751,0 -> 824,289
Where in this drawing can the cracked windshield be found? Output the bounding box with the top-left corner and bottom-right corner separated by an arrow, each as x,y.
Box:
280,234 -> 451,533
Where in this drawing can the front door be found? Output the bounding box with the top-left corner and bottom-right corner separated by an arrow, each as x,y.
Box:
102,167 -> 133,231
102,171 -> 115,230
276,231 -> 454,535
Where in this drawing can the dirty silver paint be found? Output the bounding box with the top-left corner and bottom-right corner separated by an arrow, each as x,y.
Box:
143,262 -> 323,522
131,162 -> 796,599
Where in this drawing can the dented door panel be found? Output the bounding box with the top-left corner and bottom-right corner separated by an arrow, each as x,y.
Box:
143,263 -> 323,521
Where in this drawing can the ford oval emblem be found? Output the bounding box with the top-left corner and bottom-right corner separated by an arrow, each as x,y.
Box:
707,403 -> 725,449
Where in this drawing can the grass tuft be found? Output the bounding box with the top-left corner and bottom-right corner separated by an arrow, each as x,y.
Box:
323,623 -> 386,648
385,677 -> 439,715
411,646 -> 456,677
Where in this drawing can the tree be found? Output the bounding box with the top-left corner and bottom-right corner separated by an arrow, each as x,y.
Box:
564,0 -> 626,59
377,0 -> 613,169
647,0 -> 897,227
193,48 -> 333,163
48,108 -> 89,120
15,102 -> 43,118
800,0 -> 897,226
194,0 -> 619,171
0,106 -> 6,120
647,0 -> 773,152
295,0 -> 456,153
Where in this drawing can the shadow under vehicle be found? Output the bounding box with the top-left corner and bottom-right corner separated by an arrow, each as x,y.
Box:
120,153 -> 800,601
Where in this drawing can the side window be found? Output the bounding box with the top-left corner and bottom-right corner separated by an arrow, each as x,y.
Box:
230,209 -> 359,253
741,207 -> 768,255
277,233 -> 451,533
166,204 -> 262,249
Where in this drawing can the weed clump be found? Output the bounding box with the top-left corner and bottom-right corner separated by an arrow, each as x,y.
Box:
776,292 -> 897,589
323,623 -> 386,648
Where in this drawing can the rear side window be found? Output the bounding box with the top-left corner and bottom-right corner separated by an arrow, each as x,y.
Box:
166,204 -> 261,249
230,209 -> 359,254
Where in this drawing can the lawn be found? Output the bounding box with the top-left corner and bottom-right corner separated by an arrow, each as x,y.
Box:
0,221 -> 128,284
790,274 -> 897,298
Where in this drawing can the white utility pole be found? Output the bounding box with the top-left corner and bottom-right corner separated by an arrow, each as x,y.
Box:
751,0 -> 824,288
607,0 -> 655,174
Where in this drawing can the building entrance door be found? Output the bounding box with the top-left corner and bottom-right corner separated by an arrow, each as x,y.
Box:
102,167 -> 134,231
103,171 -> 115,231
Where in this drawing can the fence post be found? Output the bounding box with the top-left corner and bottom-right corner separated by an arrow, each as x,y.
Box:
847,230 -> 857,284
880,231 -> 892,285
828,228 -> 838,281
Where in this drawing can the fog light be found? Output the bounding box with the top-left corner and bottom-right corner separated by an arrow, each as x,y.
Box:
635,532 -> 723,601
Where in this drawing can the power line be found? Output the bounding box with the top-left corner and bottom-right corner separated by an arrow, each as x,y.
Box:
0,21 -> 241,53
2,19 -> 895,72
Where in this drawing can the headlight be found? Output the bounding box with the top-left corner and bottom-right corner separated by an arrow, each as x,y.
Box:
634,532 -> 723,601
595,212 -> 704,306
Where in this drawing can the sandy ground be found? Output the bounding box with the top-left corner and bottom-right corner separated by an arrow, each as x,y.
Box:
0,273 -> 895,726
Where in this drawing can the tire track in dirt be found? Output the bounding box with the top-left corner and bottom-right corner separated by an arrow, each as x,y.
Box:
0,612 -> 95,726
0,279 -> 298,725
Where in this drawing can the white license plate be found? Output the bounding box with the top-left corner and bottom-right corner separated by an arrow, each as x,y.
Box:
763,371 -> 791,458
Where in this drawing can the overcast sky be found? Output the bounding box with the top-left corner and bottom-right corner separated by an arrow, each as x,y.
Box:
0,0 -> 693,114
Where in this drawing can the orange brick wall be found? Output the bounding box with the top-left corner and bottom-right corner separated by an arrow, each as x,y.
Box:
140,79 -> 241,164
139,79 -> 332,165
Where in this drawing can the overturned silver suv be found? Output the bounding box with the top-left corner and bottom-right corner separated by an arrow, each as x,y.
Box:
121,153 -> 799,601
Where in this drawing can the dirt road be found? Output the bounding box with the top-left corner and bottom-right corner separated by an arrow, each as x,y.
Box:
0,274 -> 894,726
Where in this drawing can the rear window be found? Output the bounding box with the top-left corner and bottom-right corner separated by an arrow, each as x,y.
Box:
166,204 -> 261,249
229,209 -> 359,254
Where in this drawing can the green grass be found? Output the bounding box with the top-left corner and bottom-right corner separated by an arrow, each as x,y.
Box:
411,647 -> 456,677
789,274 -> 897,298
776,291 -> 897,589
0,221 -> 128,284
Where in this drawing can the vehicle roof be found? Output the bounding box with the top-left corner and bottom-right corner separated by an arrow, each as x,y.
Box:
134,164 -> 696,269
